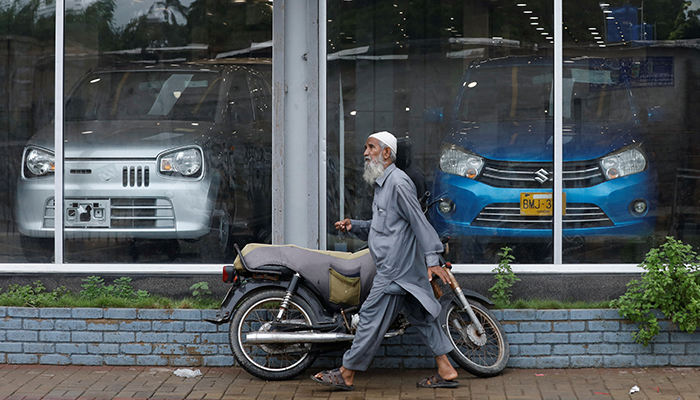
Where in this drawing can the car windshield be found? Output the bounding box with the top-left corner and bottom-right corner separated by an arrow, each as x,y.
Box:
66,70 -> 223,122
459,62 -> 634,125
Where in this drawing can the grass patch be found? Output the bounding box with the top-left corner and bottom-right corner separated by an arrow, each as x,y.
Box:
0,293 -> 220,309
0,277 -> 612,310
498,298 -> 613,309
0,278 -> 220,309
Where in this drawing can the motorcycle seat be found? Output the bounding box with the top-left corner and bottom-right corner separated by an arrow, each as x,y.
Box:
242,263 -> 294,276
234,243 -> 376,305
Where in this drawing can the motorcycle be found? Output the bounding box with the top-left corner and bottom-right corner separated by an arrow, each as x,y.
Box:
205,240 -> 510,381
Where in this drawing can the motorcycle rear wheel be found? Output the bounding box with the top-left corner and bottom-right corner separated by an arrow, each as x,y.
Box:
229,289 -> 319,380
444,299 -> 510,377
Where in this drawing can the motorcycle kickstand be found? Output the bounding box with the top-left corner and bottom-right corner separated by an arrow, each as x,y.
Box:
275,273 -> 301,322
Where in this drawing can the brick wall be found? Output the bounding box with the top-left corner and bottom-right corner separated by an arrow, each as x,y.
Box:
496,309 -> 700,369
0,307 -> 233,367
1,307 -> 698,369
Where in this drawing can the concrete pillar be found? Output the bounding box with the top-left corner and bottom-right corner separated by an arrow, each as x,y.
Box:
272,0 -> 326,248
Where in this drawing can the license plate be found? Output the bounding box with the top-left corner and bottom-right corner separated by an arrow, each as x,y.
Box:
65,200 -> 110,227
520,193 -> 566,216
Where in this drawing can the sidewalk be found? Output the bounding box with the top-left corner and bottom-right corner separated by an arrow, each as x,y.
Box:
1,365 -> 699,400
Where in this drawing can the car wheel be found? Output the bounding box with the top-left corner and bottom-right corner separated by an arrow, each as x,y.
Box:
19,236 -> 54,263
199,201 -> 232,262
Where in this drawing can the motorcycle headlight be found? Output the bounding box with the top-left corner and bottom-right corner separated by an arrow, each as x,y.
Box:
24,147 -> 55,177
439,143 -> 484,179
158,147 -> 203,177
600,145 -> 647,180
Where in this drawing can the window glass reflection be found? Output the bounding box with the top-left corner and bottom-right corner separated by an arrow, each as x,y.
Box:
326,0 -> 555,263
563,0 -> 700,263
11,0 -> 272,263
0,0 -> 55,262
434,57 -> 655,261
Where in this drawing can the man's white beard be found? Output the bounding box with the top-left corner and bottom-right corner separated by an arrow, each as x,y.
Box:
363,156 -> 385,185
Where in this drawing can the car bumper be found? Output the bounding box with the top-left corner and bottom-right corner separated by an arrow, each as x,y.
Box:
428,170 -> 658,239
16,161 -> 216,239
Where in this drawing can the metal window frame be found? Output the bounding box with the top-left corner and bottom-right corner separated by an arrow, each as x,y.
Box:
54,0 -> 64,265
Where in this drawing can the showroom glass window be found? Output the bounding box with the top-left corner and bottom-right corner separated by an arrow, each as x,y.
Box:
0,0 -> 56,263
327,0 -> 700,266
326,0 -> 557,263
562,0 -> 700,264
7,0 -> 272,263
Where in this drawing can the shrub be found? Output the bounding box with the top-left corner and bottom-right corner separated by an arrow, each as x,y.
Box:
0,281 -> 68,307
81,276 -> 150,300
611,237 -> 700,346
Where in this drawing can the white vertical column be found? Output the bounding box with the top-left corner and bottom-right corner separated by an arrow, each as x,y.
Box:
553,0 -> 563,264
272,0 -> 323,248
54,0 -> 65,264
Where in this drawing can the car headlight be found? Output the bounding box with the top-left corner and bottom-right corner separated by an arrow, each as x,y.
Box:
159,147 -> 203,177
24,147 -> 55,177
600,145 -> 647,180
439,143 -> 484,179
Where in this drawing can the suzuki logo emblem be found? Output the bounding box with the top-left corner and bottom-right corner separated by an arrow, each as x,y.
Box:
534,168 -> 550,184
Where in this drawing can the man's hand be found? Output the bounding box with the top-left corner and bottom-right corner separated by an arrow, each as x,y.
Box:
428,265 -> 451,285
335,219 -> 352,233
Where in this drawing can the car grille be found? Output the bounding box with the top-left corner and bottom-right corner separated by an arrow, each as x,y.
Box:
471,203 -> 613,229
479,160 -> 605,188
123,166 -> 150,187
43,197 -> 174,229
110,198 -> 174,228
43,198 -> 56,228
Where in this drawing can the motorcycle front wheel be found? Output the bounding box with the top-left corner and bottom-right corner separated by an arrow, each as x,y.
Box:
443,299 -> 510,377
229,289 -> 319,380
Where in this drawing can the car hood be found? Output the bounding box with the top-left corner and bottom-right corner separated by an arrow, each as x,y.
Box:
445,119 -> 640,161
26,120 -> 218,158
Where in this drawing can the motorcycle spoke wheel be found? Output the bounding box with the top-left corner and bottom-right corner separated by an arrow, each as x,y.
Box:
229,289 -> 318,380
445,300 -> 509,377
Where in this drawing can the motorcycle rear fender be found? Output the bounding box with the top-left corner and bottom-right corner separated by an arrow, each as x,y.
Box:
204,279 -> 332,325
462,289 -> 494,307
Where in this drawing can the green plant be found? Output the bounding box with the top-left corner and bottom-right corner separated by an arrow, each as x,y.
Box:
190,282 -> 212,299
80,276 -> 108,299
488,246 -> 520,308
611,237 -> 700,346
112,277 -> 135,298
80,276 -> 150,300
0,281 -> 69,307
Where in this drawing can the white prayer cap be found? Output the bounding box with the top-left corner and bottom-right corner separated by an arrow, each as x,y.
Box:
368,131 -> 397,154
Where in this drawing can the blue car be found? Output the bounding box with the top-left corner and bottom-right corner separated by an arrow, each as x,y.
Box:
428,56 -> 658,261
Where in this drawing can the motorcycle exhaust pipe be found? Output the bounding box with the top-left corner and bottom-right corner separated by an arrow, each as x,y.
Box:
244,332 -> 355,344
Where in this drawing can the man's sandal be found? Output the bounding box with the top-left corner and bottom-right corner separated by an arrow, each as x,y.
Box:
416,373 -> 459,388
311,368 -> 355,391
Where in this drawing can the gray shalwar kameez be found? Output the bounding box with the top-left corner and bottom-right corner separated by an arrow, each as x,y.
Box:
342,163 -> 453,371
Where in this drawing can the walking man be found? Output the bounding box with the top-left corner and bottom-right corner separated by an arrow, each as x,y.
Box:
312,131 -> 459,391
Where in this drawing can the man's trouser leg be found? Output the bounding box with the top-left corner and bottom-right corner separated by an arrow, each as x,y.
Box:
342,288 -> 403,371
402,294 -> 454,357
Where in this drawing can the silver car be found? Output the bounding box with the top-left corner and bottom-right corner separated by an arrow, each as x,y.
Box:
16,62 -> 272,262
